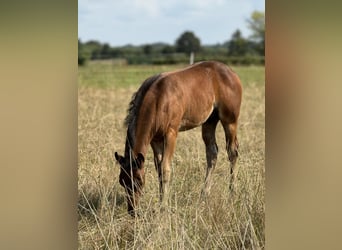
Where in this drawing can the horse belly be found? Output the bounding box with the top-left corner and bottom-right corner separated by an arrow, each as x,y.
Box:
178,105 -> 214,131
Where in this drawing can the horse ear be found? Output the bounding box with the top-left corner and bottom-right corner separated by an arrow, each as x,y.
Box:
136,153 -> 145,168
114,152 -> 120,161
114,152 -> 124,165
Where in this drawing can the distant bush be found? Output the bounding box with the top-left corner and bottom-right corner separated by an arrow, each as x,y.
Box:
125,53 -> 189,65
151,53 -> 188,65
194,54 -> 265,66
78,56 -> 87,66
78,38 -> 265,66
78,39 -> 91,66
225,55 -> 265,65
81,53 -> 264,66
123,53 -> 264,66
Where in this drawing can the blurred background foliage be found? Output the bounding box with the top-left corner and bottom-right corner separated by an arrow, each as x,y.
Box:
78,11 -> 264,66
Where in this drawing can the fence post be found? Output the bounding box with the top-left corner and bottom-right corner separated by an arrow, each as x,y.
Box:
189,52 -> 194,65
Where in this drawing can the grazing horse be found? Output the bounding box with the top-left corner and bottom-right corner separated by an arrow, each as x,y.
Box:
114,61 -> 242,216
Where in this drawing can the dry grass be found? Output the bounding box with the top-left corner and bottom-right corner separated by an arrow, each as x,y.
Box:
78,65 -> 265,249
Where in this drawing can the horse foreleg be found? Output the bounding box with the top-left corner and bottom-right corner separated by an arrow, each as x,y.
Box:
159,128 -> 177,207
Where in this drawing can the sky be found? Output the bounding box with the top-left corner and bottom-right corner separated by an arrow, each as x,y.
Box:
78,0 -> 265,47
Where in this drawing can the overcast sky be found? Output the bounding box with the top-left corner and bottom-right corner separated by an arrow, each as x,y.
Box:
78,0 -> 265,46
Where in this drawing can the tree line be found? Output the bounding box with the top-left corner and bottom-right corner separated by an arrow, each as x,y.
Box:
79,11 -> 264,66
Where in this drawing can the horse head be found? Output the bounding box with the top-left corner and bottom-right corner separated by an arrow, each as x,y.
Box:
114,152 -> 145,216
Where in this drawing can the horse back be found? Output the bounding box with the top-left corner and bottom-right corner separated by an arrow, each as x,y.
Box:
161,61 -> 242,102
147,61 -> 242,131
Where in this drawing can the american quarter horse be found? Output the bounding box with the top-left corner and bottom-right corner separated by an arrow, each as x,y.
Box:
114,61 -> 242,216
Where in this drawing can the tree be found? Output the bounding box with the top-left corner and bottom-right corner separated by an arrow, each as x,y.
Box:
143,44 -> 152,55
247,11 -> 265,55
100,43 -> 111,59
83,40 -> 102,60
247,11 -> 265,41
161,45 -> 175,54
110,48 -> 123,57
78,39 -> 88,65
175,31 -> 201,54
227,30 -> 249,56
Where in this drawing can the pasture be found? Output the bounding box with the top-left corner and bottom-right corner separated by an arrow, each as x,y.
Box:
78,61 -> 265,249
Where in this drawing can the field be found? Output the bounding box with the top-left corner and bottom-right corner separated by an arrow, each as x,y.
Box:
78,61 -> 265,249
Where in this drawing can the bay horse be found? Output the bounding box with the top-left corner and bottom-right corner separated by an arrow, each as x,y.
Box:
114,61 -> 242,216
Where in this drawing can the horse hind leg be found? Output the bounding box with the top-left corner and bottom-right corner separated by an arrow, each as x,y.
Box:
151,140 -> 164,201
221,121 -> 240,192
201,110 -> 219,197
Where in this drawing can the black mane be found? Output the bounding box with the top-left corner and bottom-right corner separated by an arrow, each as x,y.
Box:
124,74 -> 161,154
